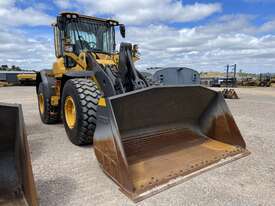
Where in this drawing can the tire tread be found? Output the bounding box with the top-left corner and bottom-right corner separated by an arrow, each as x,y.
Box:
63,79 -> 101,145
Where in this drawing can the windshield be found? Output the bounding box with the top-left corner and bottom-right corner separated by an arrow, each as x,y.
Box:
66,19 -> 115,54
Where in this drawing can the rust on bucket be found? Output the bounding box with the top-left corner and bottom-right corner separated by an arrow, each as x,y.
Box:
93,86 -> 250,201
0,103 -> 38,206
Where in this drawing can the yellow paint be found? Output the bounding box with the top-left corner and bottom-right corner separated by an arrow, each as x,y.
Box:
52,52 -> 87,78
94,53 -> 117,65
98,97 -> 106,107
38,93 -> 44,114
65,51 -> 87,69
54,80 -> 61,105
51,30 -> 140,107
52,57 -> 66,77
17,73 -> 36,81
64,96 -> 77,129
97,59 -> 116,65
52,50 -> 136,79
51,96 -> 59,106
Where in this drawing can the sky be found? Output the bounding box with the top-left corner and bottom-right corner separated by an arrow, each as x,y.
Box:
0,0 -> 275,73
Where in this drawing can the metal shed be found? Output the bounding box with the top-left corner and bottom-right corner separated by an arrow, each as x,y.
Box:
6,73 -> 19,83
152,67 -> 200,85
0,73 -> 6,81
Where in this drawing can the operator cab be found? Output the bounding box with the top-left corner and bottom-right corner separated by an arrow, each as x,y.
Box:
53,12 -> 125,58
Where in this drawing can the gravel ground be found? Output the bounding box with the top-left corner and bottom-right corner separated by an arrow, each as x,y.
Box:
0,86 -> 275,206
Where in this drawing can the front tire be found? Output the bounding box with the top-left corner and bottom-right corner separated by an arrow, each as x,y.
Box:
61,79 -> 101,146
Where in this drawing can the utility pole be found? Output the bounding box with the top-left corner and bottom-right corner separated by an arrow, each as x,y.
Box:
233,64 -> 237,79
225,64 -> 237,87
226,64 -> 229,88
232,64 -> 237,87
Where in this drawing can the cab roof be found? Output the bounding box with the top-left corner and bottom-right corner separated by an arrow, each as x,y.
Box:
58,12 -> 120,26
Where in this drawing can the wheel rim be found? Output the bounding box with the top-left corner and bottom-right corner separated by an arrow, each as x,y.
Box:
64,96 -> 77,129
38,93 -> 44,114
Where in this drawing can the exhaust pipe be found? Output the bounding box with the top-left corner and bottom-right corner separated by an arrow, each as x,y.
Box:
0,103 -> 38,206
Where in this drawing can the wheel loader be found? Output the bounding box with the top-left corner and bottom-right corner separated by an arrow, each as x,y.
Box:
36,12 -> 250,201
0,103 -> 38,205
17,73 -> 37,86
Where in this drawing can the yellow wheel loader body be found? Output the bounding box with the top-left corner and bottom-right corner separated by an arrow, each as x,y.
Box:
0,103 -> 38,206
35,12 -> 250,201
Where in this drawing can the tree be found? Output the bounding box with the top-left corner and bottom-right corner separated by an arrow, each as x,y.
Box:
0,65 -> 23,71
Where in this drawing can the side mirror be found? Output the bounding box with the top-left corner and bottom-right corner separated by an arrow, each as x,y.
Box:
119,24 -> 126,38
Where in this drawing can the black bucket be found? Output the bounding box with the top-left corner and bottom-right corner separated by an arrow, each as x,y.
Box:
0,103 -> 38,206
94,86 -> 250,201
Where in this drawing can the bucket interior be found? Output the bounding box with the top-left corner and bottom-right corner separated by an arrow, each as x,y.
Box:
0,104 -> 37,206
0,106 -> 21,202
110,86 -> 247,192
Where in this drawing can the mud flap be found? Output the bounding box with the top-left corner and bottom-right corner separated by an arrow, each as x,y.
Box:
0,103 -> 38,206
93,86 -> 249,202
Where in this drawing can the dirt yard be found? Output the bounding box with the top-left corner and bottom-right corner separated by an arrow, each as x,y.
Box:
0,86 -> 274,206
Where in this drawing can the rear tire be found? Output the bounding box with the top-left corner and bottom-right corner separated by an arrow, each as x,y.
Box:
38,83 -> 60,124
61,79 -> 101,146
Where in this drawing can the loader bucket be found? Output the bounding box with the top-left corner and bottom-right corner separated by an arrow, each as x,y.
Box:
0,103 -> 38,206
93,86 -> 250,202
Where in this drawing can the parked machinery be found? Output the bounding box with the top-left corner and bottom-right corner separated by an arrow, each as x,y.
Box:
240,77 -> 258,87
17,73 -> 37,86
258,73 -> 272,87
36,12 -> 249,201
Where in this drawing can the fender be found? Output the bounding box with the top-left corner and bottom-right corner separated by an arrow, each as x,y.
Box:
36,70 -> 56,98
62,71 -> 95,80
60,71 -> 96,95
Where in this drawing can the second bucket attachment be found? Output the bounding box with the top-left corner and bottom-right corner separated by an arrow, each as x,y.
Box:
0,103 -> 38,206
94,86 -> 250,202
